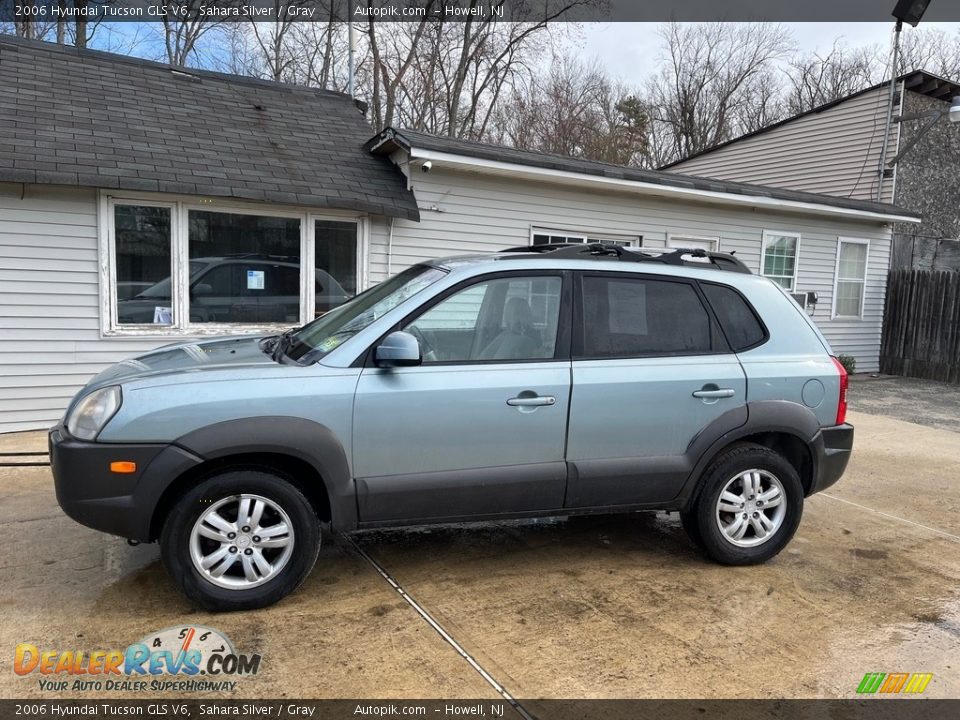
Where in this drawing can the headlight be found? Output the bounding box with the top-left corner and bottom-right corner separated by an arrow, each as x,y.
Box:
66,386 -> 122,440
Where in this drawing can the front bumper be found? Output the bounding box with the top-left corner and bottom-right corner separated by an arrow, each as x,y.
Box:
49,426 -> 203,542
808,423 -> 854,495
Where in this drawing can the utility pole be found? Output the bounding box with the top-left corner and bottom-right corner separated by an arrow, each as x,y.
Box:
876,19 -> 902,203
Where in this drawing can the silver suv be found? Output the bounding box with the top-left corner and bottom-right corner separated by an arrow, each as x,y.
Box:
51,244 -> 853,611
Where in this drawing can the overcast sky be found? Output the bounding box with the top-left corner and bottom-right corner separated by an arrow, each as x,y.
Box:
578,22 -> 960,85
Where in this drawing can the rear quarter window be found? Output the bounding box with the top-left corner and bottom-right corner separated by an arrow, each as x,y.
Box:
701,282 -> 767,351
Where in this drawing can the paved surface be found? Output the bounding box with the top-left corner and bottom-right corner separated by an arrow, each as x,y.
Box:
1,408 -> 958,703
850,374 -> 960,434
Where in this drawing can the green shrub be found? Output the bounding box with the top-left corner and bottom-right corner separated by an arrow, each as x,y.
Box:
836,354 -> 856,375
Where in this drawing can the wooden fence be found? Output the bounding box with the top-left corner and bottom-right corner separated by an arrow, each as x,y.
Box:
881,269 -> 960,382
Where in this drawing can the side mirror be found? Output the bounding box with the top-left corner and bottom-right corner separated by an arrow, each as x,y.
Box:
375,331 -> 421,368
192,283 -> 213,297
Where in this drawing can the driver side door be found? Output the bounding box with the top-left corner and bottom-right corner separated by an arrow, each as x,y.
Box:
352,271 -> 572,524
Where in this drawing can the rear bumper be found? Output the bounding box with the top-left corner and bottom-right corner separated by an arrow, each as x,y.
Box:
50,426 -> 204,542
809,423 -> 854,495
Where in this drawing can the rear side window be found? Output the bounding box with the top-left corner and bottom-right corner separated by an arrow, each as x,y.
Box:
580,275 -> 718,357
701,283 -> 767,351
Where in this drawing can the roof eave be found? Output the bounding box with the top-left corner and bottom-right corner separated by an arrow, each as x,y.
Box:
402,146 -> 920,224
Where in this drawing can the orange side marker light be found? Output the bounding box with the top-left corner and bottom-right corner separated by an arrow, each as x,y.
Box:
110,461 -> 137,474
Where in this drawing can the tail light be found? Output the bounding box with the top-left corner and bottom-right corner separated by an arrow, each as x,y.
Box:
830,356 -> 848,425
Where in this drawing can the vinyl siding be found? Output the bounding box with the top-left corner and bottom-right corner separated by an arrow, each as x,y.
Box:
370,167 -> 891,373
0,184 -> 178,432
668,85 -> 901,204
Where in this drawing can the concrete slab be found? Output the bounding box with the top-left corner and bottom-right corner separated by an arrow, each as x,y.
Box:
0,430 -> 48,454
1,410 -> 957,702
356,410 -> 960,699
0,466 -> 498,700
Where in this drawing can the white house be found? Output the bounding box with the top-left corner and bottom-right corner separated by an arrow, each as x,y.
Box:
0,36 -> 920,432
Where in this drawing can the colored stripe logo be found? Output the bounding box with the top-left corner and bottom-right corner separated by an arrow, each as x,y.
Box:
857,672 -> 933,694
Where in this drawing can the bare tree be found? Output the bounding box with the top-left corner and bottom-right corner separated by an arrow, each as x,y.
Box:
156,1 -> 235,66
646,22 -> 794,165
487,55 -> 649,166
785,41 -> 877,114
897,27 -> 960,80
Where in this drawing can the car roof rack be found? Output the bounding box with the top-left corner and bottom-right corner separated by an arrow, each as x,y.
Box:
500,242 -> 752,274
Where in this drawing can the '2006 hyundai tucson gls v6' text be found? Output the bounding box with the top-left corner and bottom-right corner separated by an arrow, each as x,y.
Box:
51,243 -> 853,610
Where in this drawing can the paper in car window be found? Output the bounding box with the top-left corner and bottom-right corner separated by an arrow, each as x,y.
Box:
607,281 -> 647,335
153,306 -> 172,324
247,270 -> 265,290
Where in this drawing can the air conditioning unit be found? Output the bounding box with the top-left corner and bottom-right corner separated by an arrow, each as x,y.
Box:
790,291 -> 818,311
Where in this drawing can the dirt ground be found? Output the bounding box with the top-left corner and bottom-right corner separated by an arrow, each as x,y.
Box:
1,383 -> 958,704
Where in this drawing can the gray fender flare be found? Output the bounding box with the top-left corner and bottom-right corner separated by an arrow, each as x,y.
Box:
173,416 -> 357,532
675,400 -> 821,509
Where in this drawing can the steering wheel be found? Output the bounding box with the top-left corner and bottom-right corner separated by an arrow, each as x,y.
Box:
406,325 -> 439,363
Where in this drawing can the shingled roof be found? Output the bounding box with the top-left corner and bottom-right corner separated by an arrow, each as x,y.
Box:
369,127 -> 919,221
0,35 -> 419,220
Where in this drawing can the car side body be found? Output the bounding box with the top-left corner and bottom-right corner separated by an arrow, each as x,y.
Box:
50,245 -> 853,610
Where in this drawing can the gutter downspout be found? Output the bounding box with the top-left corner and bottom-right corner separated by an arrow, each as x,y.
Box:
387,217 -> 395,277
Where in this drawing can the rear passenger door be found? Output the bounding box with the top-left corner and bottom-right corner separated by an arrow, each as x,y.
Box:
565,272 -> 748,508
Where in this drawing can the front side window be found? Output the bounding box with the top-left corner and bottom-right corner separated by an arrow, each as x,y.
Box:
404,276 -> 563,363
580,276 -> 717,357
114,204 -> 173,325
761,232 -> 800,290
834,240 -> 869,317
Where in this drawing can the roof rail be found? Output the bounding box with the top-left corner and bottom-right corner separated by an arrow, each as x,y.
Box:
501,242 -> 752,274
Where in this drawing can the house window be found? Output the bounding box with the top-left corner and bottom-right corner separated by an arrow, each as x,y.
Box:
531,228 -> 638,247
761,231 -> 800,290
833,239 -> 870,318
105,197 -> 361,334
113,204 -> 174,325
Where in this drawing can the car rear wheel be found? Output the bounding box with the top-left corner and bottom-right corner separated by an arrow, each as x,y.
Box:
688,444 -> 803,565
160,470 -> 320,611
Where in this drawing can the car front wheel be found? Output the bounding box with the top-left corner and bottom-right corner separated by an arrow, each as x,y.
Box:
688,444 -> 803,565
160,470 -> 320,611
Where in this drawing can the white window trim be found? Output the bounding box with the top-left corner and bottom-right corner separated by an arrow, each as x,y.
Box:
529,226 -> 640,247
666,234 -> 720,251
831,237 -> 871,319
98,190 -> 367,338
760,230 -> 802,291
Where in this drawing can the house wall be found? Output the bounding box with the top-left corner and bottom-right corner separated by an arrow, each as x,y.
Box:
370,167 -> 893,373
667,85 -> 900,204
0,183 -> 171,433
891,90 -> 960,270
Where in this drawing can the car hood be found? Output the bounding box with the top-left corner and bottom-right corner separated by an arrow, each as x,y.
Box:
88,336 -> 277,387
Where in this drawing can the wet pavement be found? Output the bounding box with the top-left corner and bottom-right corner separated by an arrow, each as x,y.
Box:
1,407 -> 958,701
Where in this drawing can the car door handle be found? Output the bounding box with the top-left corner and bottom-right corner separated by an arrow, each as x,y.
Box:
692,388 -> 736,399
507,395 -> 556,407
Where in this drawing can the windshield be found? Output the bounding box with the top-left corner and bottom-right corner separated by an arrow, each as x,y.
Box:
135,261 -> 209,299
285,265 -> 447,362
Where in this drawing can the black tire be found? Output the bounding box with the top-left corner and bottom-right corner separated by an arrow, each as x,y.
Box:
160,469 -> 320,611
690,443 -> 803,565
680,510 -> 705,549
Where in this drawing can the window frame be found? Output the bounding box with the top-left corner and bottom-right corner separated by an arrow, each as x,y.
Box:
572,271 -> 730,361
666,234 -> 719,252
98,191 -> 367,337
831,237 -> 871,319
530,226 -> 640,247
760,230 -> 801,291
363,270 -> 573,368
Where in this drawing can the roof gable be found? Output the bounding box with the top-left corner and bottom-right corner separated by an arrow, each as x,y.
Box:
0,35 -> 418,220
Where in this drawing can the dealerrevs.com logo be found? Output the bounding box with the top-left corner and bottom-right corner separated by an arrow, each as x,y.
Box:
13,626 -> 261,693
